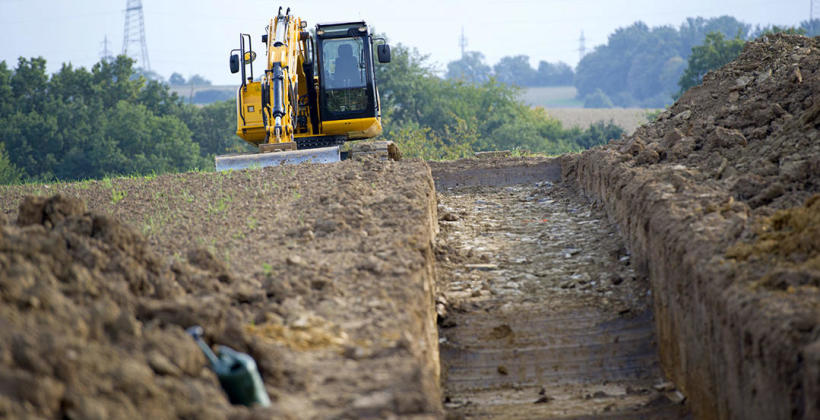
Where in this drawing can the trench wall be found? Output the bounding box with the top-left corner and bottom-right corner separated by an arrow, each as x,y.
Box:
563,150 -> 819,420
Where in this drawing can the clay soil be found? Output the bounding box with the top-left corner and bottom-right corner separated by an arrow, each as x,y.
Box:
0,159 -> 441,419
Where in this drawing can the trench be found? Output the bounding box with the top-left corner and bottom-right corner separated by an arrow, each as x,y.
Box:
431,161 -> 692,419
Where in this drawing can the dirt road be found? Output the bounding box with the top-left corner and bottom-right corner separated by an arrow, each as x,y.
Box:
432,165 -> 691,419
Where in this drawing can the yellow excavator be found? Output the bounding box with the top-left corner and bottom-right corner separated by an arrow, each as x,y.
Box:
215,7 -> 393,170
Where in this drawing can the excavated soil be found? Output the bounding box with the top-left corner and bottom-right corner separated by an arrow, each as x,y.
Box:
0,160 -> 441,419
564,34 -> 819,419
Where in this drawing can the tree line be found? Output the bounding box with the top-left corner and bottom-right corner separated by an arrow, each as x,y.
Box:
574,16 -> 820,108
0,41 -> 624,183
0,56 -> 247,184
446,52 -> 574,87
377,44 -> 621,160
446,17 -> 820,109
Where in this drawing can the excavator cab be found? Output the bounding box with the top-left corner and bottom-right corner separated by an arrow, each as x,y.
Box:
314,22 -> 390,139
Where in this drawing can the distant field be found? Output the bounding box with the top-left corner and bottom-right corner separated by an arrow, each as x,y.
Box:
546,108 -> 659,135
169,85 -> 236,104
519,86 -> 583,108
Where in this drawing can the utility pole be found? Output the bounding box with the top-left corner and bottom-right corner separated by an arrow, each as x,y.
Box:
579,30 -> 586,62
100,35 -> 113,62
122,0 -> 150,70
459,27 -> 468,58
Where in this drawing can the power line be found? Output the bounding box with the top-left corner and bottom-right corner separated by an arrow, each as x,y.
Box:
122,0 -> 150,70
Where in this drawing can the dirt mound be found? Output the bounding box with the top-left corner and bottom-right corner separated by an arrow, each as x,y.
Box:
619,33 -> 818,213
604,33 -> 820,291
0,159 -> 443,419
0,194 -> 252,419
564,34 -> 819,419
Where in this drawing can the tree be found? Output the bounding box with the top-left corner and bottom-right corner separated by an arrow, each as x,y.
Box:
493,55 -> 538,87
535,61 -> 574,86
187,74 -> 212,86
573,121 -> 624,149
678,31 -> 745,95
169,72 -> 186,86
0,55 -> 213,181
446,51 -> 492,84
574,16 -> 749,108
0,142 -> 22,184
801,19 -> 820,37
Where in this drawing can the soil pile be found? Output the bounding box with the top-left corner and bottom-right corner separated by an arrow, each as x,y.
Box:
0,194 -> 244,419
605,33 -> 820,290
619,33 -> 818,214
0,159 -> 443,419
564,33 -> 819,419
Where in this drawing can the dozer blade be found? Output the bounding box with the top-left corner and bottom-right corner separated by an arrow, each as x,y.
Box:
215,146 -> 341,171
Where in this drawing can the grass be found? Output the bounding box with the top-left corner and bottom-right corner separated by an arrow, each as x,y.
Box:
110,188 -> 127,204
208,195 -> 232,216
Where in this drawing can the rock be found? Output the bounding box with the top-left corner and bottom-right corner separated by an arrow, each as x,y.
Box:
619,137 -> 645,156
735,75 -> 753,89
636,149 -> 660,165
497,366 -> 508,375
667,390 -> 687,404
286,255 -> 306,266
792,66 -> 803,83
18,195 -> 87,229
653,381 -> 676,392
749,182 -> 786,208
465,264 -> 498,271
668,137 -> 696,160
661,128 -> 684,149
440,212 -> 459,222
16,195 -> 48,226
147,351 -> 183,377
708,127 -> 747,149
673,110 -> 692,121
489,325 -> 513,340
780,159 -> 812,182
187,248 -> 227,272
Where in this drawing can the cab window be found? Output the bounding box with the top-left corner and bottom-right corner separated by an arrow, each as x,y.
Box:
321,37 -> 368,113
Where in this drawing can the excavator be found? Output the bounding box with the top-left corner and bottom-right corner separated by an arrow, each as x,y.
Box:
215,7 -> 394,171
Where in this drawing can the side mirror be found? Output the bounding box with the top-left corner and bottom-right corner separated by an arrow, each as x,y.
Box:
230,54 -> 240,74
377,44 -> 391,64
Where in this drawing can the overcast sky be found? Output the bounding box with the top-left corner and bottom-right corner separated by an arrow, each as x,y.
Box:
0,0 -> 813,85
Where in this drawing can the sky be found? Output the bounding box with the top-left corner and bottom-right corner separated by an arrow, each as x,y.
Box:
0,0 -> 814,85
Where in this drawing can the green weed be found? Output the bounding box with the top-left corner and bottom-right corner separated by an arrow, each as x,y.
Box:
111,188 -> 127,204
